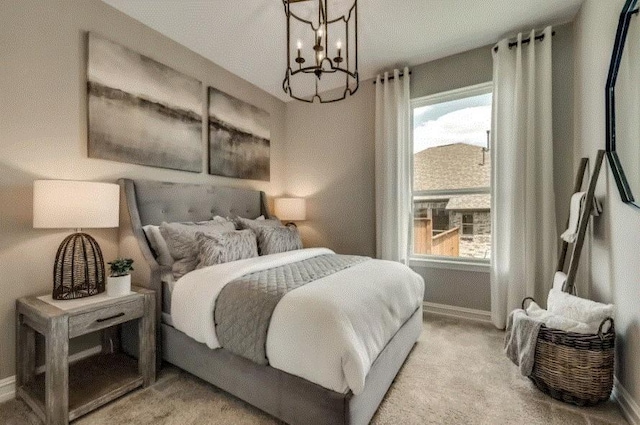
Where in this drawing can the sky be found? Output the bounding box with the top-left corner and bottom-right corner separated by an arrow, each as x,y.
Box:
413,92 -> 492,153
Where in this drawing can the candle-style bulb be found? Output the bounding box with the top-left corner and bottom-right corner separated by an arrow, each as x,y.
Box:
297,40 -> 302,49
336,40 -> 342,49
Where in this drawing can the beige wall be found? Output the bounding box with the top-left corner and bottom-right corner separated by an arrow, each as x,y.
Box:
411,45 -> 494,99
573,0 -> 640,407
284,82 -> 377,256
0,0 -> 286,380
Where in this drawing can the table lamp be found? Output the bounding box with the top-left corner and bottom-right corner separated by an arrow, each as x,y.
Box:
274,197 -> 306,227
33,180 -> 120,300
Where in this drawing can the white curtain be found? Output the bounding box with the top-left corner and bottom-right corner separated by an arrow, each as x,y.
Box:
491,27 -> 557,328
375,67 -> 411,263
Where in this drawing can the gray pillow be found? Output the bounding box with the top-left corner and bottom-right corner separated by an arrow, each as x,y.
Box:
196,230 -> 258,268
160,220 -> 236,278
235,216 -> 283,233
256,226 -> 303,255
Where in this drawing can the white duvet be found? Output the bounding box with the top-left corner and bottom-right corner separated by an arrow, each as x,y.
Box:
171,248 -> 424,394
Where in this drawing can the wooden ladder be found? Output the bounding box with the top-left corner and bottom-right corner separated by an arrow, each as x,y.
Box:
556,150 -> 606,294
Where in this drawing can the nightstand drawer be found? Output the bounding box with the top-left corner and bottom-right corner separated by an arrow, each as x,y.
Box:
68,299 -> 144,338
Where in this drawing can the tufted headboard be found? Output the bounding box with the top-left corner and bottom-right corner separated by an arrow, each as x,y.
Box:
117,178 -> 271,364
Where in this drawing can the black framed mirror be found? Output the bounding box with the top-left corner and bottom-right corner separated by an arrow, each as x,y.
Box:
606,0 -> 640,209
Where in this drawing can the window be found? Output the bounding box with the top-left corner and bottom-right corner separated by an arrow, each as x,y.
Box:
411,83 -> 492,262
432,207 -> 450,233
462,214 -> 474,235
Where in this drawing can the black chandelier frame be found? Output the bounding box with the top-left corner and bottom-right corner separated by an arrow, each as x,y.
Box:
282,0 -> 359,103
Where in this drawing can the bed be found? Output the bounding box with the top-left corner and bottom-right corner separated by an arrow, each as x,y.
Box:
117,178 -> 424,425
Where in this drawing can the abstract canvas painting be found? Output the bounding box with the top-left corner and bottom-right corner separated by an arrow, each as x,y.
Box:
87,33 -> 203,172
208,87 -> 270,181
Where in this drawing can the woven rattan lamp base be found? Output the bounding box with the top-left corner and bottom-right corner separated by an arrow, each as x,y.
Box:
53,232 -> 106,300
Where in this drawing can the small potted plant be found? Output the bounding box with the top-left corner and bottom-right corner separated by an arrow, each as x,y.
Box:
107,258 -> 134,297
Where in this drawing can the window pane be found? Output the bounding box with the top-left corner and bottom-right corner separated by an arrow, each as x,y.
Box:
412,89 -> 492,260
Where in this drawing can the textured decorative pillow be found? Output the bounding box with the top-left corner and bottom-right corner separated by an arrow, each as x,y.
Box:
256,226 -> 303,255
142,225 -> 174,267
235,216 -> 283,233
196,230 -> 258,268
160,220 -> 236,279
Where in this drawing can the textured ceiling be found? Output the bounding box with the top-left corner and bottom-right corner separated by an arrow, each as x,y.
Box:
101,0 -> 584,102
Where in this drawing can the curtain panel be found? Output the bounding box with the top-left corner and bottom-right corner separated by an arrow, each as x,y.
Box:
375,67 -> 411,263
491,27 -> 557,328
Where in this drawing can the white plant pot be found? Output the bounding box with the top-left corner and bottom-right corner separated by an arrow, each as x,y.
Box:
107,275 -> 131,297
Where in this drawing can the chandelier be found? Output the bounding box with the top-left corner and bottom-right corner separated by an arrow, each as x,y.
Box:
282,0 -> 359,103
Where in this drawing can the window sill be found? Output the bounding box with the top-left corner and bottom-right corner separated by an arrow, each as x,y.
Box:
409,257 -> 490,273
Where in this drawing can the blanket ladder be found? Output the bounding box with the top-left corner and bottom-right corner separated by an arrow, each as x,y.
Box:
556,149 -> 606,294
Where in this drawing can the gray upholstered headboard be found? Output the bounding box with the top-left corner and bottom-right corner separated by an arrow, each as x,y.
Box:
126,179 -> 270,226
117,178 -> 271,363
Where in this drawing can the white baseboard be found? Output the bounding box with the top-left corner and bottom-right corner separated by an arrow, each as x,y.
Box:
614,377 -> 640,425
423,301 -> 492,324
0,345 -> 102,404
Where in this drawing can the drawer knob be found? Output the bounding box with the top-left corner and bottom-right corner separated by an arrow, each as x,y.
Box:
96,312 -> 125,323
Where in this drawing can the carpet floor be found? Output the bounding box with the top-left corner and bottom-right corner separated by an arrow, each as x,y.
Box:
0,313 -> 628,424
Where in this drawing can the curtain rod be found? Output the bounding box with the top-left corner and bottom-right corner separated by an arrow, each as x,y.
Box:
493,30 -> 556,52
373,71 -> 412,85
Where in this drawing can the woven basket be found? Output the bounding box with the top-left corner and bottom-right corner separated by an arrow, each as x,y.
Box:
522,297 -> 615,406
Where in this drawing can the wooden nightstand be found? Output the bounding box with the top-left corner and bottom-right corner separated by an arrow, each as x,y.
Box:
15,286 -> 155,425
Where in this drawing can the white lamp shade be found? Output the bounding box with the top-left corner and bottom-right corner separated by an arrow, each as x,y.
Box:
274,197 -> 306,221
33,180 -> 120,229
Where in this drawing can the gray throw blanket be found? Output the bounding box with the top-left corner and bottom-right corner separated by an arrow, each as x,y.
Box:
504,309 -> 542,376
214,254 -> 368,365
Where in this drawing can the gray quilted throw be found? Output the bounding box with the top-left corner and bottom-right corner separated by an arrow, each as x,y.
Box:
214,254 -> 369,365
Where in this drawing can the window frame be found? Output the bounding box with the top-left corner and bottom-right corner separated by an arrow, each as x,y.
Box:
409,82 -> 493,271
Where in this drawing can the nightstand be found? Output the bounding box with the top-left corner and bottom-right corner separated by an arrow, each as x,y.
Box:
15,286 -> 155,425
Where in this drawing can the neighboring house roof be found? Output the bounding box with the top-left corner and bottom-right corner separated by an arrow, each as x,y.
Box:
413,143 -> 491,191
445,194 -> 491,211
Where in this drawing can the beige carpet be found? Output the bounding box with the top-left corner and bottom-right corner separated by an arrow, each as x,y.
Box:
0,313 -> 627,425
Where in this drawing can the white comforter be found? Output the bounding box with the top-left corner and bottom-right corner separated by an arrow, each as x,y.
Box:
171,248 -> 424,394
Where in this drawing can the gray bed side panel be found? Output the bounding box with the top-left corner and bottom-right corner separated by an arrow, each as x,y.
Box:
162,307 -> 422,425
349,308 -> 423,425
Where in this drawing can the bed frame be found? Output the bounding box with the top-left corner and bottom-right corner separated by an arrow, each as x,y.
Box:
117,178 -> 422,425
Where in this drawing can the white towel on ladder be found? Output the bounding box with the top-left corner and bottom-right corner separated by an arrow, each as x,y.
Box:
560,192 -> 603,243
561,192 -> 585,243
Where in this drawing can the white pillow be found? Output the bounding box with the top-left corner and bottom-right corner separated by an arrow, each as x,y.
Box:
212,215 -> 236,223
142,225 -> 174,267
234,216 -> 283,233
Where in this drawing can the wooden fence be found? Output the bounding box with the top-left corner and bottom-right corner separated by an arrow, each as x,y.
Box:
413,218 -> 460,257
431,227 -> 460,257
413,218 -> 433,254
